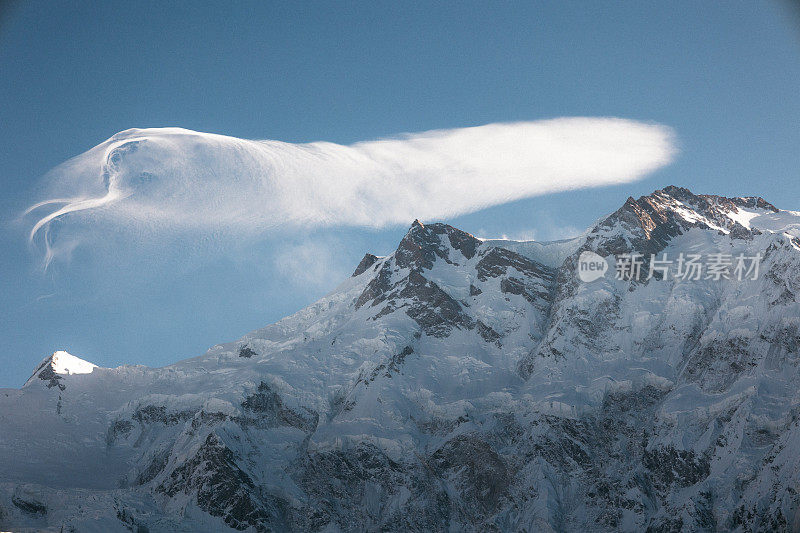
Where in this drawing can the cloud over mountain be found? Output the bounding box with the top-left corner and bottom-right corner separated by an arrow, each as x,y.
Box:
26,118 -> 677,259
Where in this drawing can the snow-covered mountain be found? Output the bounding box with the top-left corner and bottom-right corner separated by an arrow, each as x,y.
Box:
2,186 -> 799,532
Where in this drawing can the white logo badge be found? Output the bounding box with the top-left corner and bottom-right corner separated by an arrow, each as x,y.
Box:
577,251 -> 608,282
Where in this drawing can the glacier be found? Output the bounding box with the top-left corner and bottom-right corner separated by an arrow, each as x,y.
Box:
2,185 -> 799,532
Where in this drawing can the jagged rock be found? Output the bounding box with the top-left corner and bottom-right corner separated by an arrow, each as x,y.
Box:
158,433 -> 290,532
643,446 -> 710,491
476,247 -> 549,281
395,220 -> 481,270
352,253 -> 379,277
34,363 -> 65,390
355,262 -> 393,309
238,345 -> 257,358
430,435 -> 510,518
296,442 -> 451,532
133,404 -> 194,426
239,382 -> 318,433
106,419 -> 134,445
399,270 -> 473,337
729,221 -> 753,240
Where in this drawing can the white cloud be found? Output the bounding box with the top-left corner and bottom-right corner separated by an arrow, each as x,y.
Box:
273,239 -> 350,291
25,118 -> 677,262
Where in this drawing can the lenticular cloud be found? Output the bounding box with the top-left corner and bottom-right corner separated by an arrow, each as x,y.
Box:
26,118 -> 676,245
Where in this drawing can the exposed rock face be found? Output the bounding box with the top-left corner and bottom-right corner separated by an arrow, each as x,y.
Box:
354,221 -> 530,343
476,247 -> 555,310
296,442 -> 451,532
355,261 -> 394,309
237,345 -> 256,358
2,186 -> 800,532
430,435 -> 510,518
352,253 -> 379,277
33,363 -> 65,390
399,270 -> 474,337
394,220 -> 481,270
157,433 -> 289,532
476,246 -> 554,282
239,381 -> 319,432
586,186 -> 779,273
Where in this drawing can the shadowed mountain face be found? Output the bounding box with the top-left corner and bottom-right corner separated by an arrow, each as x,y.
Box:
2,187 -> 800,532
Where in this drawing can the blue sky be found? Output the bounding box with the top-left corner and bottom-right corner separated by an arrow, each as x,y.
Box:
1,1 -> 799,387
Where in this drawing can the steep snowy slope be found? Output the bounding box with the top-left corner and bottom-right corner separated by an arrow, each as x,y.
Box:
1,186 -> 799,532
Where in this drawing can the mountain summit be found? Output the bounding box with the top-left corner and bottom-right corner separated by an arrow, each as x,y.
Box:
24,350 -> 97,390
2,187 -> 799,532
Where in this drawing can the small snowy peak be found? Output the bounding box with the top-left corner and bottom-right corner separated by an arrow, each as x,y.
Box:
49,351 -> 97,375
25,350 -> 97,389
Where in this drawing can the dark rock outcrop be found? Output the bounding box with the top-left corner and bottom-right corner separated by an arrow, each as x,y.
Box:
31,358 -> 65,390
395,220 -> 481,270
430,435 -> 510,517
352,253 -> 379,277
158,433 -> 289,532
238,345 -> 257,358
239,382 -> 319,433
11,496 -> 47,516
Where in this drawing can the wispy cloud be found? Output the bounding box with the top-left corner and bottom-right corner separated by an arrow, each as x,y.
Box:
25,118 -> 677,264
272,238 -> 351,291
486,223 -> 584,243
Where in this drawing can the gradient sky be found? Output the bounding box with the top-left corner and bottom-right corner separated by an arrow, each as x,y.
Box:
1,1 -> 799,387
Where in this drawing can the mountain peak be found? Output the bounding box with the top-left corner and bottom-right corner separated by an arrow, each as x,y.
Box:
587,185 -> 782,262
25,350 -> 97,390
659,184 -> 694,198
395,220 -> 481,270
655,185 -> 778,214
608,186 -> 777,237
